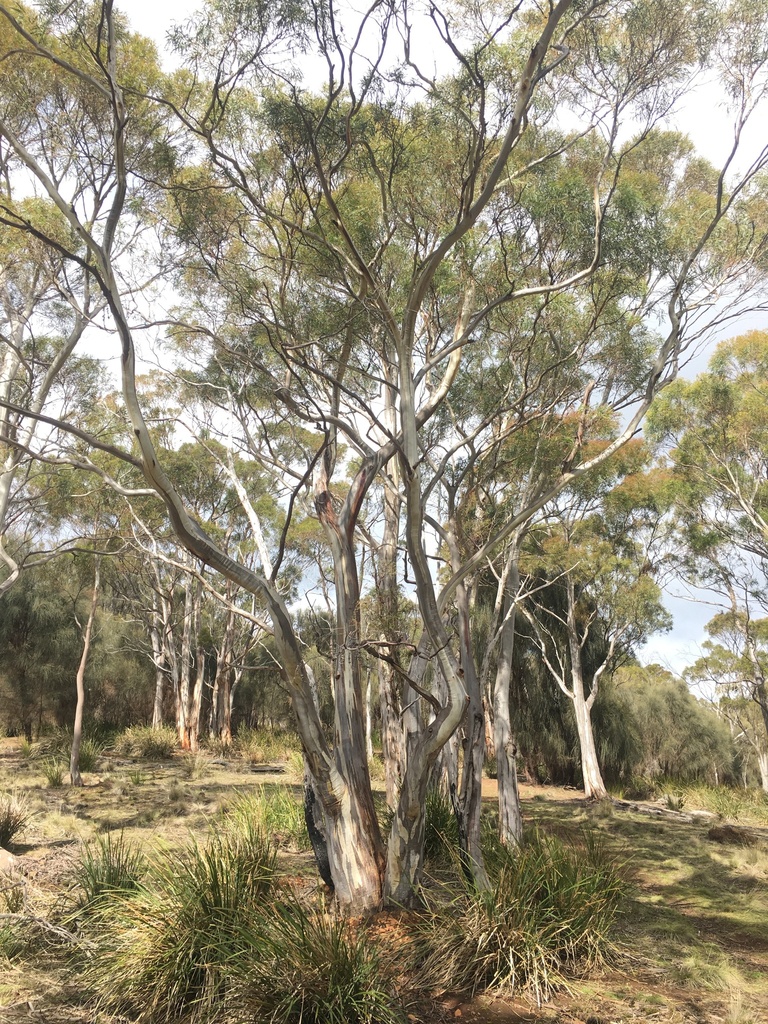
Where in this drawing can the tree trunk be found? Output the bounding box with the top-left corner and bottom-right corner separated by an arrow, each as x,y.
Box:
149,588 -> 166,728
315,481 -> 385,908
757,748 -> 768,794
566,579 -> 607,801
212,595 -> 237,745
378,656 -> 403,810
433,664 -> 460,796
453,581 -> 489,888
446,523 -> 489,889
376,405 -> 405,811
70,559 -> 100,787
365,665 -> 374,761
494,569 -> 523,845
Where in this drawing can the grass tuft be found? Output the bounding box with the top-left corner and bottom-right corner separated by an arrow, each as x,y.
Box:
424,786 -> 459,862
42,758 -> 65,788
224,788 -> 310,852
83,816 -> 276,1021
235,725 -> 299,764
114,725 -> 177,760
233,896 -> 405,1024
180,751 -> 207,780
72,832 -> 146,916
0,792 -> 30,847
669,945 -> 744,991
411,828 -> 629,1004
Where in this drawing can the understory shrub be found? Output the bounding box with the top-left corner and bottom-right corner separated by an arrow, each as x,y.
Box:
83,816 -> 276,1021
0,791 -> 30,847
232,897 -> 405,1024
114,725 -> 177,759
411,828 -> 629,1004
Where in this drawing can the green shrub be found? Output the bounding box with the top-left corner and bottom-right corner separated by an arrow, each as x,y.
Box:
114,725 -> 177,760
84,817 -> 276,1021
233,897 -> 404,1024
0,792 -> 30,847
72,832 -> 146,916
412,829 -> 628,1004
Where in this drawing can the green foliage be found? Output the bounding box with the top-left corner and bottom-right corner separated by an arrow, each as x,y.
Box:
412,829 -> 628,1003
114,725 -> 177,759
232,898 -> 405,1024
0,791 -> 30,847
0,564 -> 81,740
73,832 -> 147,915
83,818 -> 276,1021
613,665 -> 737,784
683,785 -> 768,825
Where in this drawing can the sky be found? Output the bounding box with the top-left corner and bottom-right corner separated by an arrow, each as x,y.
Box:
118,0 -> 766,678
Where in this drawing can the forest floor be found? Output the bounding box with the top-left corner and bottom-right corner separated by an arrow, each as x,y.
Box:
1,737 -> 767,1024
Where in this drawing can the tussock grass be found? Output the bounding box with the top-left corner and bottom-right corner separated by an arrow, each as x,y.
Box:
233,897 -> 405,1024
669,945 -> 745,991
0,792 -> 30,847
224,788 -> 310,852
424,786 -> 459,862
72,832 -> 146,916
180,751 -> 207,780
411,828 -> 629,1004
684,785 -> 768,824
235,725 -> 299,763
83,816 -> 276,1021
114,725 -> 177,760
41,758 -> 65,788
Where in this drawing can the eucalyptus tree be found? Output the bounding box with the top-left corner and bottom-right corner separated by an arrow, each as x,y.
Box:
0,4 -> 173,591
649,331 -> 768,758
520,441 -> 672,799
685,612 -> 768,790
1,0 -> 768,910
